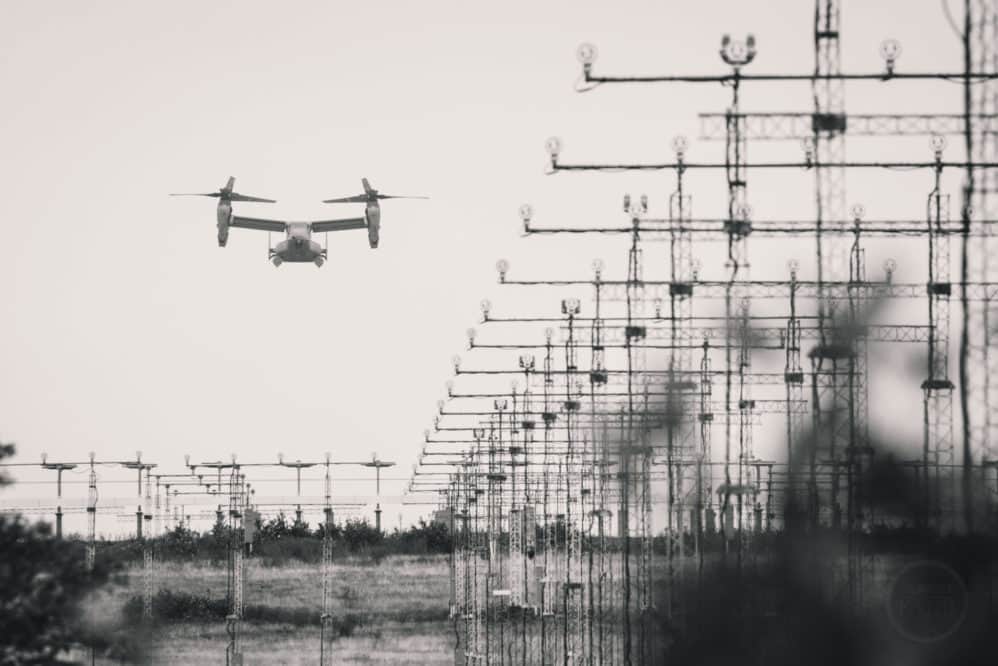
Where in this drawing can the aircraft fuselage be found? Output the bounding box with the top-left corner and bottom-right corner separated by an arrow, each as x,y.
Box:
271,223 -> 325,267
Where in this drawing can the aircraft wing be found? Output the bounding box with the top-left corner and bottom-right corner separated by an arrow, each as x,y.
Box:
230,216 -> 287,232
310,217 -> 367,233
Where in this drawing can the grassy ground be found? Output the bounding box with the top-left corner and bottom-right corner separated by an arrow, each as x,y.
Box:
148,621 -> 452,665
88,555 -> 453,664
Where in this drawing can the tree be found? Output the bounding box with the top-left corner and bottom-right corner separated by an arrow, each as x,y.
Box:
391,519 -> 452,554
259,511 -> 292,541
0,441 -> 13,487
341,519 -> 383,551
160,523 -> 200,560
0,443 -> 110,661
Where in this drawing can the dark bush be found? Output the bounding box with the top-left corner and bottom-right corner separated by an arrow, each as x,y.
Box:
254,536 -> 324,564
386,519 -> 452,554
122,589 -> 228,625
122,591 -> 365,637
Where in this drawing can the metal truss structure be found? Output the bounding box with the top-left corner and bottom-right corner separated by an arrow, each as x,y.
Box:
408,2 -> 998,664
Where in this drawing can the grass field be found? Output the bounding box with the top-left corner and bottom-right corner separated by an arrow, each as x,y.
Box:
87,555 -> 454,664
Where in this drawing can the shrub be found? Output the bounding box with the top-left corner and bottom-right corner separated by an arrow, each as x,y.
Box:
122,589 -> 228,625
254,536 -> 323,564
121,591 -> 364,638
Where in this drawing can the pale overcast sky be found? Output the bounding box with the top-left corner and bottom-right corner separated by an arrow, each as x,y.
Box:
0,1 -> 971,532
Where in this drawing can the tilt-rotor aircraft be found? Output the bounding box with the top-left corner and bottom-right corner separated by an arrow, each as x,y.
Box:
171,177 -> 426,267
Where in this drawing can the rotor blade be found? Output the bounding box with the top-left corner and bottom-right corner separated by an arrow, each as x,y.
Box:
229,193 -> 277,203
169,192 -> 222,198
321,194 -> 369,204
377,194 -> 429,200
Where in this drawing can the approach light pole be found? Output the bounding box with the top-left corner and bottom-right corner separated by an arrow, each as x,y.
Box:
278,453 -> 317,526
121,452 -> 157,539
40,453 -> 76,538
363,454 -> 396,533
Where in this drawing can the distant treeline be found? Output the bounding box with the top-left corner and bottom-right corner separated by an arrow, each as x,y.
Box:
94,513 -> 452,564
